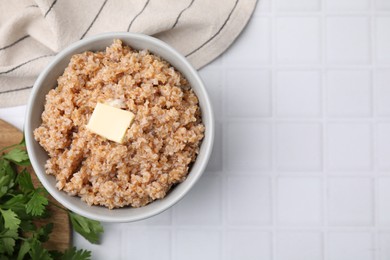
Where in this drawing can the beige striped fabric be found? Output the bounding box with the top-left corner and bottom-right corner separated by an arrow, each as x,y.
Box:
0,0 -> 257,108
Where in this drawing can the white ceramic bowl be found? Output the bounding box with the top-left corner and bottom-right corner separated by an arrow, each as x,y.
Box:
25,32 -> 214,222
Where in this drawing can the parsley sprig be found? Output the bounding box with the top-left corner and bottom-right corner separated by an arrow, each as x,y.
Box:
0,139 -> 104,259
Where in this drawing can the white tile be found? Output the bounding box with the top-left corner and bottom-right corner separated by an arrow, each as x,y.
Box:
146,209 -> 172,225
376,178 -> 390,226
327,123 -> 372,171
277,177 -> 323,225
254,0 -> 271,13
375,123 -> 390,170
276,0 -> 321,11
328,178 -> 373,225
276,232 -> 323,260
276,123 -> 322,170
327,232 -> 374,260
224,17 -> 271,65
326,17 -> 371,64
226,122 -> 272,171
276,17 -> 321,64
175,229 -> 221,260
376,0 -> 390,10
199,68 -> 222,119
326,70 -> 372,117
174,175 -> 221,225
226,231 -> 272,260
205,55 -> 223,68
206,122 -> 223,172
326,0 -> 370,11
227,176 -> 271,225
376,17 -> 390,64
375,69 -> 390,116
378,233 -> 390,260
73,224 -> 123,260
129,208 -> 172,226
122,229 -> 171,260
276,70 -> 321,117
226,69 -> 271,117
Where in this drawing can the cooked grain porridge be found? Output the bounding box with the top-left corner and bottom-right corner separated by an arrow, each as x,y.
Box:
34,39 -> 205,209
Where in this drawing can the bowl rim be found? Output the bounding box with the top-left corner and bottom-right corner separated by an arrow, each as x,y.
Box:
24,32 -> 214,222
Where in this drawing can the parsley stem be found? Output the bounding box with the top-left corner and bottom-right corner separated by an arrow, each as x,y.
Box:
0,235 -> 26,241
49,201 -> 68,212
0,143 -> 24,153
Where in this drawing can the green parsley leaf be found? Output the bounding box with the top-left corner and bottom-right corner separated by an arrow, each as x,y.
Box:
61,247 -> 92,260
68,212 -> 103,244
19,136 -> 26,146
48,250 -> 64,259
16,169 -> 34,193
0,158 -> 15,178
0,227 -> 18,238
0,140 -> 100,259
0,237 -> 15,256
17,241 -> 30,260
2,194 -> 27,211
34,223 -> 53,243
26,190 -> 48,217
0,176 -> 11,198
0,228 -> 17,256
2,148 -> 30,165
29,240 -> 52,260
19,219 -> 35,232
0,209 -> 21,230
0,160 -> 15,198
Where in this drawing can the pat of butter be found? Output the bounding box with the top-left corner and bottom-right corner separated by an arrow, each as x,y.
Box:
86,102 -> 135,144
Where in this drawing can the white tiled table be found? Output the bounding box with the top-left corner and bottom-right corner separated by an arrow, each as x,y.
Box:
1,0 -> 390,259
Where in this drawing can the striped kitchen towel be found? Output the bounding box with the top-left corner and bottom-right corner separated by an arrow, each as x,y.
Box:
0,0 -> 257,108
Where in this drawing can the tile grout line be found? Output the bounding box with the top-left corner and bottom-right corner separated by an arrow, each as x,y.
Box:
220,54 -> 228,260
321,0 -> 329,259
370,0 -> 379,259
224,117 -> 390,123
255,11 -> 390,17
221,64 -> 390,70
225,172 -> 380,177
270,0 -> 277,259
120,225 -> 390,230
224,117 -> 390,122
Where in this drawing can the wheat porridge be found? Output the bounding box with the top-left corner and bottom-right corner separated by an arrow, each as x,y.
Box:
34,39 -> 205,209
